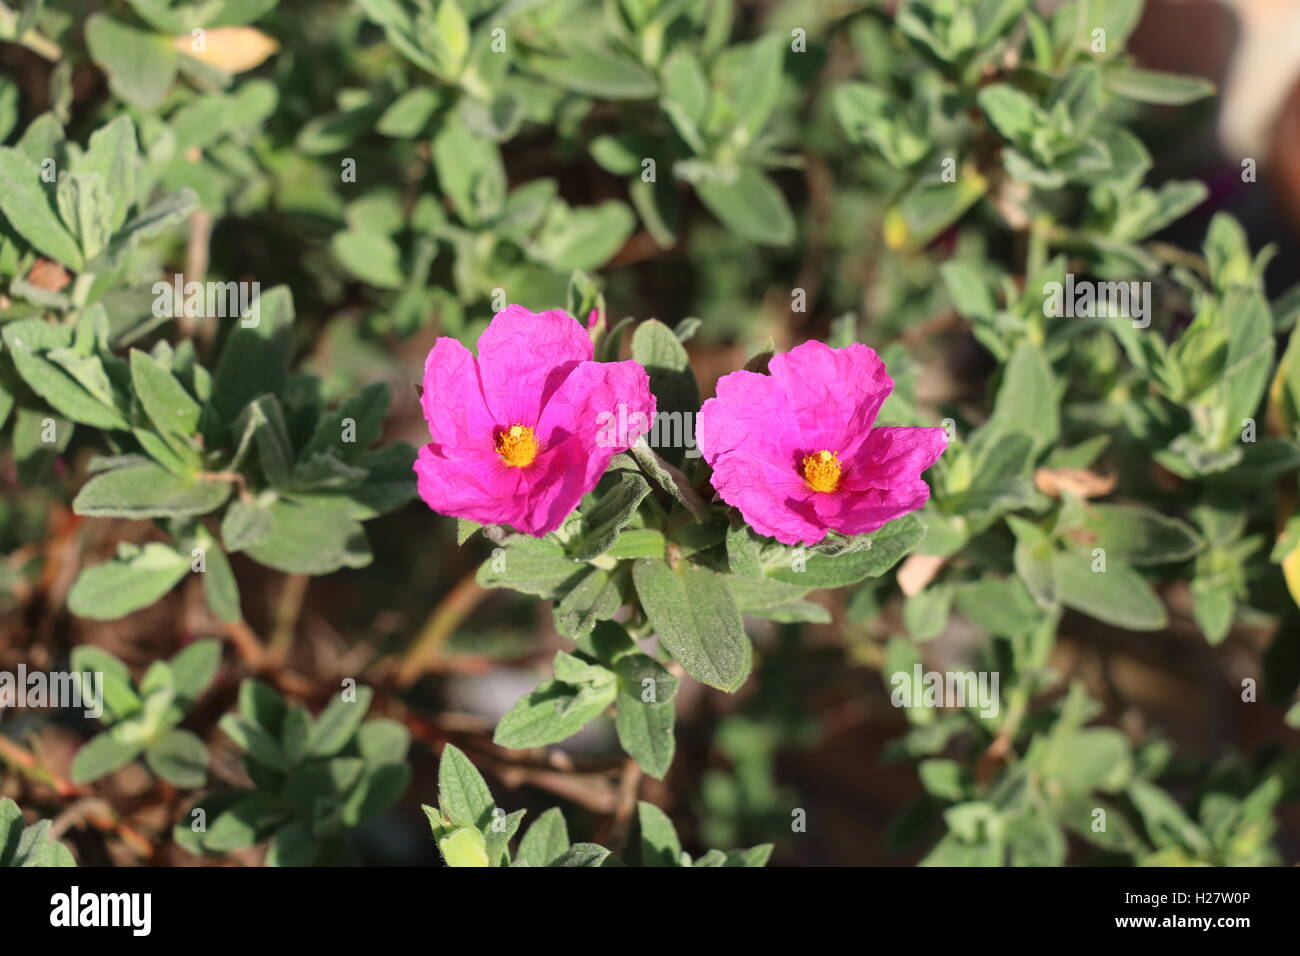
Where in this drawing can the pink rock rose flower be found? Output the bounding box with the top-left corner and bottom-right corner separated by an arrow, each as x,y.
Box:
697,340 -> 947,545
415,305 -> 655,536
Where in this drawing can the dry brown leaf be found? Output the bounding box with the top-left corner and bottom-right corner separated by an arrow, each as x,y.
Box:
897,553 -> 946,597
1033,467 -> 1117,499
174,27 -> 280,75
28,258 -> 70,292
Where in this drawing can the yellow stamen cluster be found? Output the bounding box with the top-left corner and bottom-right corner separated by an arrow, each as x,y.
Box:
801,449 -> 842,493
496,424 -> 539,467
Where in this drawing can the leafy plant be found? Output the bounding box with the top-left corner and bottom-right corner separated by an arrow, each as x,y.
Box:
69,639 -> 219,787
1,0 -> 1298,870
424,744 -> 770,866
175,679 -> 411,865
0,797 -> 76,866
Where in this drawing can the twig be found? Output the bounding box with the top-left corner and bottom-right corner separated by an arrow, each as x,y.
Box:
0,736 -> 155,859
223,618 -> 267,670
0,3 -> 62,61
594,758 -> 642,850
269,573 -> 309,664
396,570 -> 489,686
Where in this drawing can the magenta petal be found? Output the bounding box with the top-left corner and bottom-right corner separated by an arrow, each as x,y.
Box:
811,426 -> 947,536
811,482 -> 932,536
697,370 -> 801,472
766,341 -> 893,457
710,453 -> 827,544
414,440 -> 591,537
539,358 -> 656,455
698,343 -> 944,546
414,444 -> 511,527
420,337 -> 496,454
475,305 -> 593,425
841,426 -> 949,493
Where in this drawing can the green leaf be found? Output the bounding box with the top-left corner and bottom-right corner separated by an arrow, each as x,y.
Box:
377,87 -> 443,137
480,807 -> 525,867
551,567 -> 623,642
84,15 -> 178,112
145,728 -> 208,787
73,460 -> 230,519
904,584 -> 953,641
632,558 -> 751,691
331,229 -> 405,289
476,535 -> 584,598
169,638 -> 221,705
768,514 -> 926,587
221,499 -> 273,551
266,821 -> 317,867
244,496 -> 372,574
204,794 -> 285,852
977,341 -> 1059,458
210,285 -> 296,422
978,84 -> 1042,145
725,844 -> 773,867
0,799 -> 24,865
526,46 -> 656,100
306,686 -> 375,757
573,474 -> 651,563
516,807 -> 570,867
494,661 -> 617,749
1034,727 -> 1132,793
219,713 -> 289,770
532,200 -> 636,272
67,542 -> 192,620
199,532 -> 241,623
731,33 -> 785,147
614,653 -> 678,779
1105,68 -> 1214,105
431,114 -> 505,226
1071,505 -> 1202,565
552,843 -> 612,867
953,576 -> 1039,638
70,730 -> 145,783
631,318 -> 699,468
0,148 -> 83,268
437,743 -> 494,830
2,321 -> 125,429
1052,551 -> 1167,631
1128,779 -> 1210,855
439,825 -> 489,867
695,167 -> 794,246
130,349 -> 200,437
638,801 -> 681,866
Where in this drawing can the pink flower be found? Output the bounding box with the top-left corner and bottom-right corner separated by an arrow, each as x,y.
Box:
697,341 -> 946,545
415,305 -> 655,536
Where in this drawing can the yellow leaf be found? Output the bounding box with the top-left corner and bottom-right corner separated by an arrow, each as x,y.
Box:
1282,543 -> 1300,611
174,27 -> 279,75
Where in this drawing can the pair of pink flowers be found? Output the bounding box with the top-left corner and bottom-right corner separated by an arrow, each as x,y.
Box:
415,306 -> 946,545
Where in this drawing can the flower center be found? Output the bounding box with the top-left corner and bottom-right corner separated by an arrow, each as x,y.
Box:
496,424 -> 539,467
801,449 -> 842,493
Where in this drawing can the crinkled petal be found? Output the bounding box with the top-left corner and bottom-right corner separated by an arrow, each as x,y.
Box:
697,370 -> 802,472
475,305 -> 593,425
810,425 -> 947,536
841,426 -> 949,493
414,439 -> 592,537
708,452 -> 826,545
537,359 -> 656,457
810,481 -> 932,536
414,443 -> 516,527
766,341 -> 893,458
415,358 -> 656,537
420,337 -> 495,453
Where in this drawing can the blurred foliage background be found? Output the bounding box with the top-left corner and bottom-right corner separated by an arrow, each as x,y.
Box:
2,0 -> 1300,866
